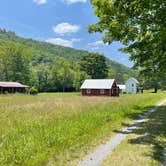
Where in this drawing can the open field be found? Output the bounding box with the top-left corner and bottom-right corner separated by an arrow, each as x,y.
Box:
101,103 -> 166,166
0,92 -> 165,166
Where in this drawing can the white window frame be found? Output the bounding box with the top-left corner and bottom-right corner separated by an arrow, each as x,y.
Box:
86,89 -> 91,94
100,89 -> 105,94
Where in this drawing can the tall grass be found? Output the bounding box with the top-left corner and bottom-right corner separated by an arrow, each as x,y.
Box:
0,92 -> 165,165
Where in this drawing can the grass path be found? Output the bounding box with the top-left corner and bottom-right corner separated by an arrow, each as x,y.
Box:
78,99 -> 166,166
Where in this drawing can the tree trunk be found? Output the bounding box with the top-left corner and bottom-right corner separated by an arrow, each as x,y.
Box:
63,86 -> 65,92
63,76 -> 65,92
154,86 -> 158,93
153,81 -> 158,93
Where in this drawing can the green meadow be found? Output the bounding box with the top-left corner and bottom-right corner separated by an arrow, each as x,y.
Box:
0,92 -> 165,166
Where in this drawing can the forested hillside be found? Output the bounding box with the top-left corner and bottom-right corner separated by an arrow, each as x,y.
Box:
0,29 -> 136,92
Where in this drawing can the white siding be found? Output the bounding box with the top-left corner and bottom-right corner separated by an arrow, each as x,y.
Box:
118,84 -> 126,93
125,78 -> 139,94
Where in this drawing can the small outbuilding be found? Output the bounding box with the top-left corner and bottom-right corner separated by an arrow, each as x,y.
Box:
0,82 -> 29,94
118,84 -> 126,94
125,77 -> 140,94
80,79 -> 119,96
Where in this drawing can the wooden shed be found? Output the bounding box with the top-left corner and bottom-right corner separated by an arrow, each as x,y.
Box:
80,79 -> 119,97
0,82 -> 29,94
118,84 -> 126,94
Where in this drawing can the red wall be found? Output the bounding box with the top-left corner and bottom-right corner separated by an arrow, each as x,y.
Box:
81,81 -> 119,97
82,89 -> 111,96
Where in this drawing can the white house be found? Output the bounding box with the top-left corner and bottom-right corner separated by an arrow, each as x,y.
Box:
118,84 -> 126,94
125,77 -> 140,94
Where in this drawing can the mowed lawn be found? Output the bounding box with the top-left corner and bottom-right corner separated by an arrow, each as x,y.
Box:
0,92 -> 165,166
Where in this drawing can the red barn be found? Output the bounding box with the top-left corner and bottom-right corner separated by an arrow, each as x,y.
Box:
80,79 -> 119,97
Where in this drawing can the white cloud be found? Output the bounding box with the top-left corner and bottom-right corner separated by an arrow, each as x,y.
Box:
71,38 -> 81,42
53,22 -> 80,35
88,40 -> 106,47
46,38 -> 73,47
63,0 -> 87,4
87,40 -> 109,51
33,0 -> 47,5
92,47 -> 100,50
46,38 -> 80,47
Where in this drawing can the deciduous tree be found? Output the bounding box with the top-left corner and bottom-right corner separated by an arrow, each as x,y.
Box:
89,0 -> 166,92
0,43 -> 31,83
51,57 -> 73,92
80,53 -> 108,79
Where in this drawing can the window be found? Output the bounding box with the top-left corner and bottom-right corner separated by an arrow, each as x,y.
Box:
100,89 -> 105,94
86,89 -> 91,94
132,83 -> 134,87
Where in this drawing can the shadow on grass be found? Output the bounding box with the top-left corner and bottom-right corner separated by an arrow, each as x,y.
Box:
114,105 -> 166,164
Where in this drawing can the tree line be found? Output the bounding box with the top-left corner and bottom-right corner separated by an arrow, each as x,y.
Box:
0,41 -> 113,92
0,41 -> 165,93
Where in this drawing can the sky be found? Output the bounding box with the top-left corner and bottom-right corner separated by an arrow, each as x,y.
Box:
0,0 -> 133,67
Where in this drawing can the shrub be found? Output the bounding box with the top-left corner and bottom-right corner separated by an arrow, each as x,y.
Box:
29,87 -> 38,95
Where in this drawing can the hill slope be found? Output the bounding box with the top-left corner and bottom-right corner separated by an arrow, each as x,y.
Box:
0,29 -> 131,75
0,29 -> 137,91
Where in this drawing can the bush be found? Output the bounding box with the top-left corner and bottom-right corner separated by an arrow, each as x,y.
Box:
29,87 -> 38,95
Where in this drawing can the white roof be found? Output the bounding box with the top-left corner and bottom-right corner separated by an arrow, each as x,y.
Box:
128,77 -> 139,84
0,82 -> 29,88
80,79 -> 115,89
118,84 -> 126,89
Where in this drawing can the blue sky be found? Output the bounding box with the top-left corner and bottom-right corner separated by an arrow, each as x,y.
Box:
0,0 -> 133,67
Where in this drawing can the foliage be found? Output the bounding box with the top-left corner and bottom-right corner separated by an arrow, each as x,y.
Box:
0,92 -> 165,165
72,63 -> 90,91
35,64 -> 51,92
29,86 -> 38,95
139,73 -> 166,93
51,57 -> 74,92
80,53 -> 108,79
0,42 -> 31,84
88,0 -> 166,88
0,29 -> 137,91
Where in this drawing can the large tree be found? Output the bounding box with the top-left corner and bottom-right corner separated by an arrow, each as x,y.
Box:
80,53 -> 108,79
51,57 -> 74,92
88,0 -> 166,91
0,42 -> 31,83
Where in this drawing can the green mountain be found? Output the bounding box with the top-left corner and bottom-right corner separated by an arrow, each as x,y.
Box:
0,30 -> 130,68
0,29 -> 136,91
0,29 -> 88,63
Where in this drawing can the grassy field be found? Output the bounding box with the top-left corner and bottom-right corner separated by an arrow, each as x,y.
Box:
0,92 -> 165,166
101,103 -> 166,166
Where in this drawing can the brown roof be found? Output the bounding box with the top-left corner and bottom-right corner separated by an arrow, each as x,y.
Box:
0,82 -> 29,88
